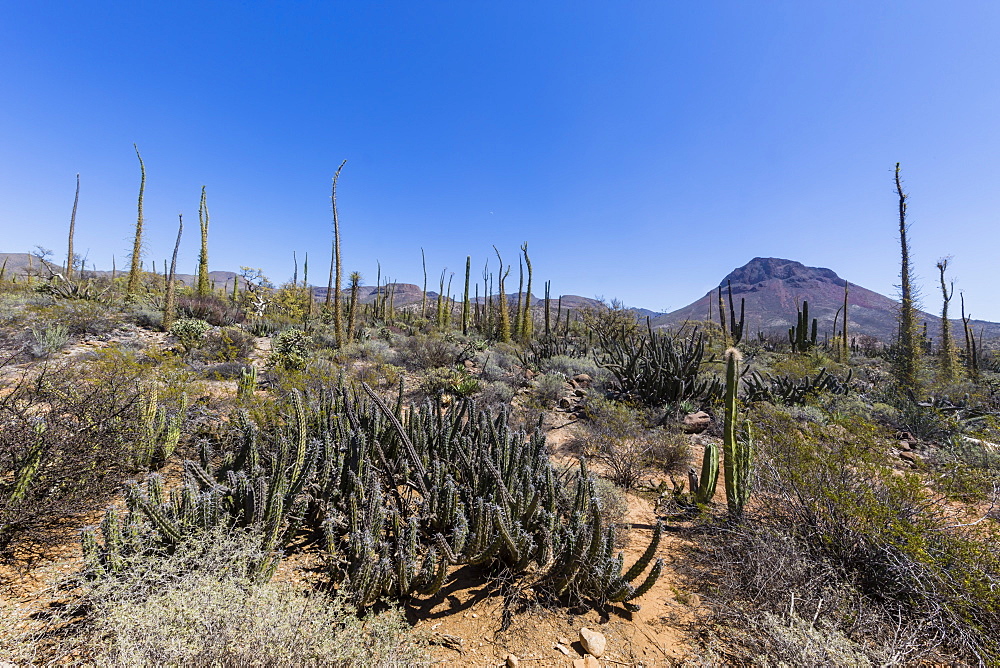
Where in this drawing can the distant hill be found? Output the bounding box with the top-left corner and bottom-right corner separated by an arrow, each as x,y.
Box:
651,257 -> 1000,342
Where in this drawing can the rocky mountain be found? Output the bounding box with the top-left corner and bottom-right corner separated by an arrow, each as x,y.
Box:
650,257 -> 1000,343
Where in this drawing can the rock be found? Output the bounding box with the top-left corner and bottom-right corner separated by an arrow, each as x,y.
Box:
900,451 -> 922,465
506,654 -> 520,668
463,359 -> 475,369
558,636 -> 571,646
579,627 -> 606,658
555,643 -> 572,656
574,388 -> 587,397
559,397 -> 573,409
686,592 -> 702,608
572,373 -> 592,386
572,657 -> 600,668
682,411 -> 711,434
897,440 -> 912,451
523,369 -> 536,380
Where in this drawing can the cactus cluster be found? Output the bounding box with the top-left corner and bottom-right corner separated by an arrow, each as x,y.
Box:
135,382 -> 188,469
84,385 -> 662,611
743,368 -> 853,405
596,320 -> 722,407
789,301 -> 818,352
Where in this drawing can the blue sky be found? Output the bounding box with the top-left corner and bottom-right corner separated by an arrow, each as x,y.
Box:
3,2 -> 1000,318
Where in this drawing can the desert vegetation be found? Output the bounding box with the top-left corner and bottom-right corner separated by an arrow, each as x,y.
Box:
1,163 -> 999,666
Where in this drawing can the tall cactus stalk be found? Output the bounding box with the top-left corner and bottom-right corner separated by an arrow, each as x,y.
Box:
937,258 -> 958,381
66,173 -> 80,280
421,248 -> 428,320
197,186 -> 210,297
841,281 -> 850,360
126,144 -> 146,296
347,271 -> 361,341
722,348 -> 751,516
163,214 -> 183,331
515,259 -> 524,339
494,246 -> 511,343
462,256 -> 471,335
895,163 -> 921,391
329,161 -> 347,347
521,242 -> 533,342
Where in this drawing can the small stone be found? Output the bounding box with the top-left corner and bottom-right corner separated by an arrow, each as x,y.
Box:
682,411 -> 711,434
572,373 -> 592,386
524,369 -> 536,380
573,657 -> 600,668
900,451 -> 922,465
897,440 -> 912,451
555,643 -> 572,656
464,359 -> 475,369
574,388 -> 587,397
559,397 -> 572,409
506,653 -> 520,668
558,636 -> 571,646
579,627 -> 606,658
686,592 -> 702,608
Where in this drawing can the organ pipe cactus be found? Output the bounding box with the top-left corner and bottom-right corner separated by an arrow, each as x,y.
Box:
789,300 -> 818,352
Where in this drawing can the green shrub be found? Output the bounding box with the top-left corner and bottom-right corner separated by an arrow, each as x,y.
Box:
534,372 -> 566,408
394,333 -> 459,370
29,323 -> 70,358
269,328 -> 311,371
169,318 -> 212,352
198,326 -> 256,362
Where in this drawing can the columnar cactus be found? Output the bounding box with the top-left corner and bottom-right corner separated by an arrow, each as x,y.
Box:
722,348 -> 752,516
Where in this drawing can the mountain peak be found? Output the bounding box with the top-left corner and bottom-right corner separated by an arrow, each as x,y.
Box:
720,257 -> 844,291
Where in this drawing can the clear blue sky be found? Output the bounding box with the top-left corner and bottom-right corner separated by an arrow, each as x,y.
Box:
3,2 -> 1000,318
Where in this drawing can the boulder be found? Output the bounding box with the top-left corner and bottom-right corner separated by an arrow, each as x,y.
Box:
682,411 -> 711,434
579,627 -> 606,658
572,373 -> 593,386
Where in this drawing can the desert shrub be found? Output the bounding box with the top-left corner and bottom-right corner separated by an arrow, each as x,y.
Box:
80,528 -> 425,666
570,400 -> 674,489
50,299 -> 121,335
168,318 -> 211,352
198,326 -> 256,362
177,294 -> 243,326
418,366 -> 480,399
200,361 -> 251,381
541,354 -> 604,383
737,402 -> 1000,663
533,372 -> 567,408
478,380 -> 516,409
0,360 -> 144,559
647,431 -> 691,474
129,306 -> 163,330
28,323 -> 69,358
394,333 -> 460,370
354,362 -> 403,394
269,328 -> 311,371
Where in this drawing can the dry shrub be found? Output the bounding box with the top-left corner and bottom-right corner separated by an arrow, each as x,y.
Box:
0,359 -> 145,561
83,530 -> 425,666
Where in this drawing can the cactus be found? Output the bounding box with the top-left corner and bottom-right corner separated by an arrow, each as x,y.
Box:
596,320 -> 722,407
237,365 -> 258,402
692,442 -> 718,505
722,349 -> 751,517
86,383 -> 663,611
126,144 -> 145,296
197,186 -> 210,297
462,256 -> 471,335
521,242 -> 533,342
788,301 -> 817,352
